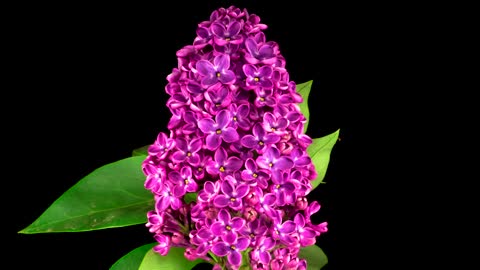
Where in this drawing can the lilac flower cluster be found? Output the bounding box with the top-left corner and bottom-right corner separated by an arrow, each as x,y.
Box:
143,6 -> 327,270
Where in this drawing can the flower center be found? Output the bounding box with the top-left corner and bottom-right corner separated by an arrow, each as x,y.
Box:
259,97 -> 265,101
233,116 -> 237,121
276,184 -> 280,189
185,179 -> 189,184
216,72 -> 221,77
230,197 -> 236,202
269,162 -> 273,167
254,77 -> 260,82
226,225 -> 232,230
225,37 -> 231,41
215,103 -> 221,107
252,173 -> 258,178
197,167 -> 203,171
187,152 -> 192,157
271,127 -> 276,131
216,129 -> 222,134
230,245 -> 236,250
219,166 -> 225,172
258,141 -> 264,146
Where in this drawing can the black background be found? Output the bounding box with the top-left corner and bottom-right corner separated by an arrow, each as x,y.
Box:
9,0 -> 384,269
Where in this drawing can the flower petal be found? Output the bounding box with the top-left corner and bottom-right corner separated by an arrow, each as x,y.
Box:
206,134 -> 222,150
228,251 -> 242,266
214,54 -> 231,70
212,242 -> 229,256
214,195 -> 230,208
241,135 -> 258,148
198,118 -> 216,133
196,60 -> 215,76
222,127 -> 239,142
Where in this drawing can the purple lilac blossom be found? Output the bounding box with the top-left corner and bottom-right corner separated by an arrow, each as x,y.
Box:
142,5 -> 327,270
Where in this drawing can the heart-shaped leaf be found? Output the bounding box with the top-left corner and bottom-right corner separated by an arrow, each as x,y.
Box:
19,156 -> 154,233
298,244 -> 328,269
308,129 -> 340,189
138,247 -> 205,270
110,243 -> 156,270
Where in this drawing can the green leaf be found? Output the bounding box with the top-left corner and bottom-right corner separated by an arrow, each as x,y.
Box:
307,129 -> 340,189
19,156 -> 154,233
110,243 -> 156,270
296,80 -> 313,133
132,144 -> 150,157
184,192 -> 198,204
138,247 -> 205,270
299,245 -> 328,269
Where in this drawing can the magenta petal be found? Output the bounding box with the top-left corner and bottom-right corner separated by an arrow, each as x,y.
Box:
214,195 -> 230,207
236,237 -> 250,250
218,208 -> 231,222
263,193 -> 276,205
245,38 -> 258,55
198,118 -> 216,133
259,250 -> 271,264
155,196 -> 169,212
206,134 -> 221,150
241,135 -> 257,148
187,155 -> 200,166
219,70 -> 236,84
202,75 -> 219,87
204,181 -> 215,194
171,151 -> 187,163
242,64 -> 257,77
212,242 -> 229,256
211,222 -> 225,236
196,60 -> 215,76
222,127 -> 239,142
264,134 -> 280,144
211,23 -> 226,37
260,79 -> 273,89
275,157 -> 294,170
237,103 -> 250,117
258,65 -> 273,77
227,21 -> 241,36
175,138 -> 188,152
295,156 -> 311,166
214,54 -> 231,70
230,217 -> 245,230
228,251 -> 242,266
302,228 -> 317,238
168,171 -> 183,183
221,180 -> 234,195
236,184 -> 250,198
279,221 -> 296,234
225,157 -> 242,171
216,110 -> 230,129
215,147 -> 227,164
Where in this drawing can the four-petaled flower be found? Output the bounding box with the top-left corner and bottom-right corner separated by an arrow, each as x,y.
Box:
196,54 -> 236,88
198,110 -> 239,150
211,233 -> 250,267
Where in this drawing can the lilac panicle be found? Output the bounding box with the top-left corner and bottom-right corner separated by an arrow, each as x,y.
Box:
142,5 -> 328,269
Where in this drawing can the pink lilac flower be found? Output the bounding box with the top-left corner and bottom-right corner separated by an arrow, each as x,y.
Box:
142,5 -> 328,270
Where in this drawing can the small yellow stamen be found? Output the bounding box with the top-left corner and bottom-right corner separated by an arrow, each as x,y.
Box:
216,72 -> 221,77
252,173 -> 258,178
219,166 -> 225,172
258,141 -> 264,146
271,127 -> 276,131
198,167 -> 203,171
185,179 -> 189,184
226,225 -> 232,230
230,245 -> 236,250
269,163 -> 273,167
233,116 -> 237,121
250,233 -> 255,238
230,197 -> 236,202
260,97 -> 265,101
254,77 -> 260,82
216,129 -> 222,134
225,37 -> 231,41
276,184 -> 280,189
187,152 -> 192,157
215,103 -> 221,107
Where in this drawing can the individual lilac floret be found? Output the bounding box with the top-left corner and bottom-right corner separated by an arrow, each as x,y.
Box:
243,63 -> 274,90
210,208 -> 246,237
211,20 -> 243,46
198,109 -> 239,150
211,233 -> 250,267
213,177 -> 249,210
196,54 -> 236,88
